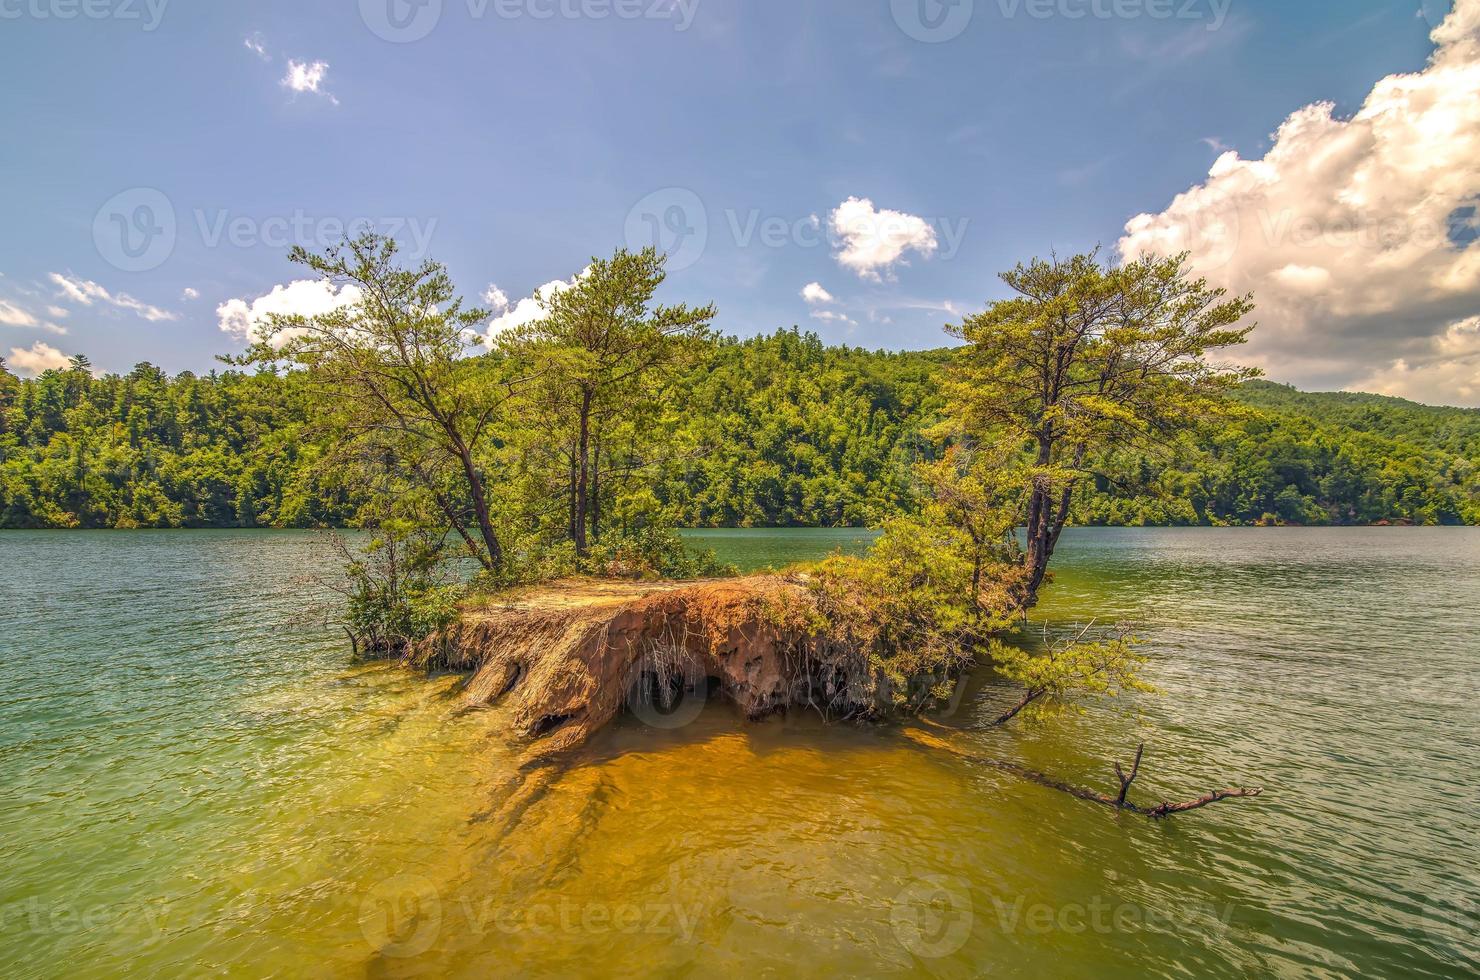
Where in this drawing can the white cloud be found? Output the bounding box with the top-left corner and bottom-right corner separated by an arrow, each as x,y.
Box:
1271,264 -> 1333,293
7,342 -> 70,376
181,287 -> 200,301
1117,0 -> 1480,402
829,197 -> 938,281
244,34 -> 269,60
800,282 -> 834,305
46,305 -> 68,318
482,277 -> 579,344
481,284 -> 510,311
1351,315 -> 1480,406
282,60 -> 338,105
0,300 -> 38,327
217,279 -> 362,347
809,309 -> 857,327
1,298 -> 67,336
48,273 -> 176,322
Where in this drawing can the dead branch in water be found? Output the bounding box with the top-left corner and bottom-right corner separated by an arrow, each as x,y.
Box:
1144,787 -> 1264,817
904,729 -> 1262,820
1008,742 -> 1261,819
1114,741 -> 1144,806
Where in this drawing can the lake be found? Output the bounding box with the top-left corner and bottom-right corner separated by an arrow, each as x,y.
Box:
1,528 -> 1477,977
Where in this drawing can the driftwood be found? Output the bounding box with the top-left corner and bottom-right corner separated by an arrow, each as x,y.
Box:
905,729 -> 1262,819
1054,742 -> 1263,818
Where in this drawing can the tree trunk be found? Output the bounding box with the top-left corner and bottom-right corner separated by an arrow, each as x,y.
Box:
1022,434 -> 1055,605
573,388 -> 592,556
590,434 -> 601,544
568,452 -> 579,545
448,430 -> 502,571
1023,485 -> 1053,605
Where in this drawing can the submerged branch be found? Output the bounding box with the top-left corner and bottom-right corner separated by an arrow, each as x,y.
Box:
903,728 -> 1262,820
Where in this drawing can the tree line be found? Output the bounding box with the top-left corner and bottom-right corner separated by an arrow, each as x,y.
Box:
3,250 -> 1477,537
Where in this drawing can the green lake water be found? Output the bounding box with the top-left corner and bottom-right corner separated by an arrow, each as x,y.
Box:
1,527 -> 1477,977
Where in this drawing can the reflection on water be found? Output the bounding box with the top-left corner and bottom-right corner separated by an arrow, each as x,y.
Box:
1,528 -> 1477,977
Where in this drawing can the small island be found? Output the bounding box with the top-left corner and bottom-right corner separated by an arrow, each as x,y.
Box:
225,234 -> 1265,819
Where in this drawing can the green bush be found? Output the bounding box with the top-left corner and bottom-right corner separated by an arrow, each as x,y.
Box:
581,526 -> 736,580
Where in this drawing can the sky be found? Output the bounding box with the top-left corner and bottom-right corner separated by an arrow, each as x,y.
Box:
2,0 -> 1478,404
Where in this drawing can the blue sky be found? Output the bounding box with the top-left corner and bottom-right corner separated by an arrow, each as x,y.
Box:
3,0 -> 1477,403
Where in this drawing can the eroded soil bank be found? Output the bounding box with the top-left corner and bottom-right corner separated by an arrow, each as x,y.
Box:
409,575 -> 863,757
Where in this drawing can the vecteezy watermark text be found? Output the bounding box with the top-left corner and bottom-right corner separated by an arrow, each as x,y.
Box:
359,0 -> 699,43
891,0 -> 1233,43
359,874 -> 705,958
92,187 -> 438,272
624,187 -> 968,273
0,0 -> 169,30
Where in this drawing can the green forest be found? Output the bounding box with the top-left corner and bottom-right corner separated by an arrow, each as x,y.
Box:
3,329 -> 1479,532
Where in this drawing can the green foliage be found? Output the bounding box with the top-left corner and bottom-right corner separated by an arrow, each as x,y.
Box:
582,526 -> 736,580
986,626 -> 1159,724
0,360 -> 354,529
945,250 -> 1258,598
4,339 -> 1478,533
1073,382 -> 1480,526
496,245 -> 716,556
798,514 -> 1019,712
655,328 -> 948,527
242,233 -> 510,572
330,525 -> 464,655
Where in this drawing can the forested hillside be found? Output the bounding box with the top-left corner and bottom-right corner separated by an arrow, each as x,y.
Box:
2,335 -> 1477,529
1072,381 -> 1480,526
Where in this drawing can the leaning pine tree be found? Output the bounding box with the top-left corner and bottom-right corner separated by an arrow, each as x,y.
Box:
946,250 -> 1259,605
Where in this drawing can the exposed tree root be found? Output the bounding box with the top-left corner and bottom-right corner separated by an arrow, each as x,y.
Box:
407,575 -> 870,761
410,577 -> 1262,824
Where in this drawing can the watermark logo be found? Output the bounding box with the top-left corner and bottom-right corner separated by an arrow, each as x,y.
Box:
360,0 -> 443,43
93,187 -> 176,272
891,0 -> 974,43
625,187 -> 708,272
624,643 -> 711,730
359,874 -> 443,958
891,876 -> 974,958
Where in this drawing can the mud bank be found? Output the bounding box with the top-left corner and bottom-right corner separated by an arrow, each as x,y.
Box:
408,576 -> 865,758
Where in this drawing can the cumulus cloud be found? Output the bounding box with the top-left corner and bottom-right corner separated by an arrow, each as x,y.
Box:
181,287 -> 200,301
282,60 -> 338,104
48,273 -> 175,322
1117,0 -> 1480,404
217,279 -> 362,347
829,197 -> 937,281
481,284 -> 510,311
800,282 -> 835,305
7,341 -> 70,376
1351,315 -> 1480,405
482,277 -> 579,344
